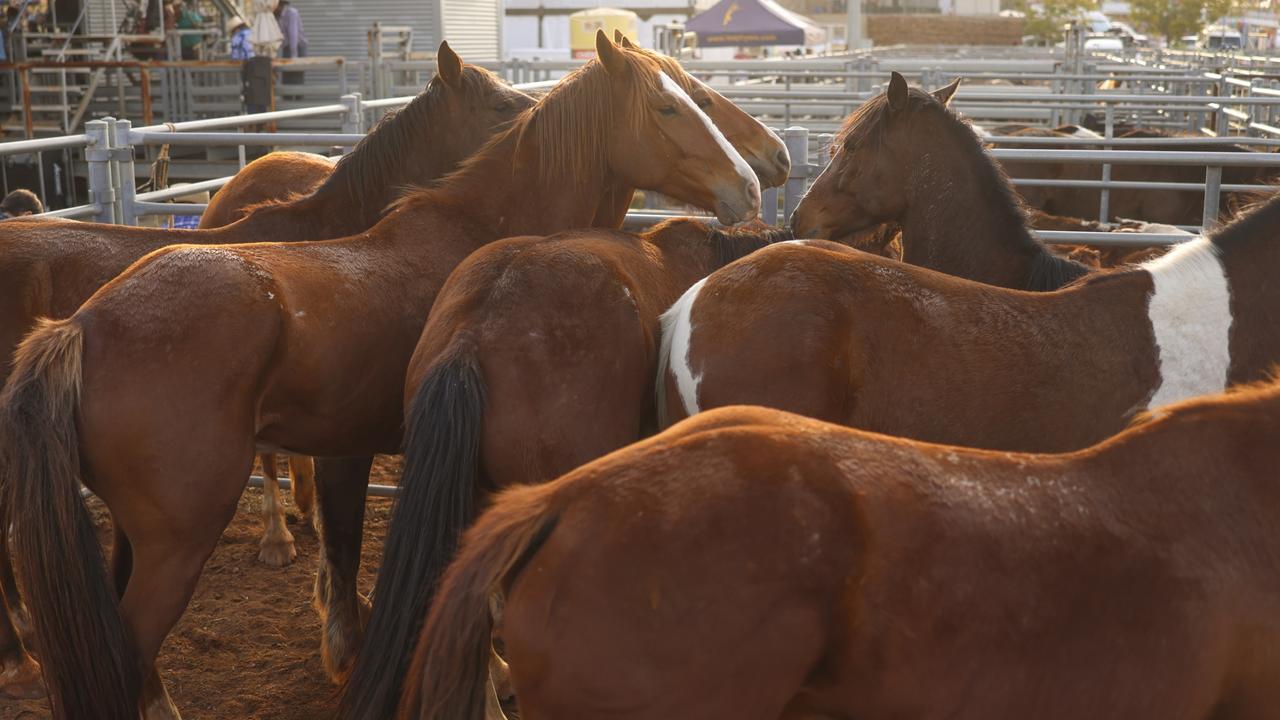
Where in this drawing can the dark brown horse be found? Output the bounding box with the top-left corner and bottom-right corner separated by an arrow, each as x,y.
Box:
791,73 -> 1089,291
658,192 -> 1280,454
0,33 -> 761,720
402,383 -> 1280,719
341,219 -> 792,719
0,43 -> 535,702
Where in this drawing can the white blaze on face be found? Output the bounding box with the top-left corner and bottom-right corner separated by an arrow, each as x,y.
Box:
658,277 -> 708,421
658,71 -> 760,195
1142,236 -> 1233,410
690,75 -> 787,170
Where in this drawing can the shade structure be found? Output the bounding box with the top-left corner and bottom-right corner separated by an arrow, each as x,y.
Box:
686,0 -> 827,47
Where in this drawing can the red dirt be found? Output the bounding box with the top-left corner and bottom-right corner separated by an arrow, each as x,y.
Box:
1,456 -> 403,720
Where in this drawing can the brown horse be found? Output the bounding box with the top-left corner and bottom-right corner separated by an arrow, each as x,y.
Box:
791,73 -> 1088,291
0,44 -> 534,702
200,41 -> 786,573
658,192 -> 1280,454
199,152 -> 336,229
340,219 -> 792,718
402,383 -> 1280,720
0,33 -> 760,720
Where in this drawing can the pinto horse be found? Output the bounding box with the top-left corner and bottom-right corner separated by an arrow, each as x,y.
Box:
659,191 -> 1280,453
0,43 -> 534,701
791,72 -> 1088,292
403,383 -> 1280,720
340,219 -> 792,719
0,32 -> 761,720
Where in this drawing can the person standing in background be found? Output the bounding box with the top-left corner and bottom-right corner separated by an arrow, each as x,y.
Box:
0,189 -> 43,219
275,0 -> 306,90
175,0 -> 204,60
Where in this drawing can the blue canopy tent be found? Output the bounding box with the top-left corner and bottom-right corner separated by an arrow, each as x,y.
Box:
686,0 -> 826,47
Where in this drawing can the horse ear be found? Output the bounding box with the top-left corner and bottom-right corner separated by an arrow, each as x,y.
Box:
616,30 -> 637,49
596,29 -> 628,76
887,71 -> 909,113
933,77 -> 961,107
437,41 -> 463,89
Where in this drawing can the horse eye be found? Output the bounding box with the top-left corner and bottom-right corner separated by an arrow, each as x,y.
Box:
695,97 -> 712,109
659,105 -> 678,117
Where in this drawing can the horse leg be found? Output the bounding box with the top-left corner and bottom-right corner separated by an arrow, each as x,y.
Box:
288,455 -> 317,531
312,455 -> 373,682
118,478 -> 246,720
257,453 -> 298,567
0,529 -> 42,700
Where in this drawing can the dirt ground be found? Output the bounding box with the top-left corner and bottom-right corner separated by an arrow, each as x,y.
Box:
1,456 -> 403,720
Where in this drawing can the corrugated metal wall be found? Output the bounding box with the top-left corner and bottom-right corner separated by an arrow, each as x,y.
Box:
85,0 -> 128,35
305,0 -> 438,60
441,0 -> 502,61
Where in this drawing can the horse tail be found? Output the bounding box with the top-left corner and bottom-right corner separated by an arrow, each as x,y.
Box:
341,344 -> 486,720
403,483 -> 559,720
0,319 -> 141,720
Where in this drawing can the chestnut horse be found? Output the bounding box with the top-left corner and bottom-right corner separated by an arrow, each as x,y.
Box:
659,192 -> 1280,454
403,384 -> 1280,720
791,73 -> 1088,291
341,219 -> 792,718
0,33 -> 760,720
199,152 -> 335,229
0,44 -> 534,701
200,40 -> 786,574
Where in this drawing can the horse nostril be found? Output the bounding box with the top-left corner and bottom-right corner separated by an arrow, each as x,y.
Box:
776,150 -> 790,171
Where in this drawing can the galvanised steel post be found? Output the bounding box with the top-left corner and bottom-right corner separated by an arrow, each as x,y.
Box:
340,93 -> 364,155
84,119 -> 117,224
783,126 -> 809,224
113,119 -> 139,226
1202,165 -> 1222,230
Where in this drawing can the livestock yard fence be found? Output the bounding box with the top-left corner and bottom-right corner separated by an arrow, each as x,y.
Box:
4,44 -> 1280,247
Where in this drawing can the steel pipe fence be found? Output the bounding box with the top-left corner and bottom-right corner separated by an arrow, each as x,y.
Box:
5,74 -> 1280,243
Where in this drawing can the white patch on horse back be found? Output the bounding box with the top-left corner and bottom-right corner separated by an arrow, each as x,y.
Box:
658,72 -> 758,192
1142,236 -> 1233,410
1070,126 -> 1103,138
659,277 -> 708,419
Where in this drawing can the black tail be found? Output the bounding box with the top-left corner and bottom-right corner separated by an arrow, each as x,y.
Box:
0,319 -> 141,719
340,346 -> 486,720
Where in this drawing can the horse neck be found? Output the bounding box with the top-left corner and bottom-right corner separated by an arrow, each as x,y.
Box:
220,192 -> 362,242
1213,222 -> 1280,381
897,131 -> 1049,290
652,221 -> 782,291
432,132 -> 611,239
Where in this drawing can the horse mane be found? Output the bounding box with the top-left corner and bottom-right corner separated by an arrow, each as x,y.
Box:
392,49 -> 667,211
837,86 -> 1089,290
710,224 -> 794,268
1208,186 -> 1280,253
322,67 -> 503,206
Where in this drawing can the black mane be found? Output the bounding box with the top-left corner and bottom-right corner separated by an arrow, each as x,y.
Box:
710,225 -> 794,268
838,85 -> 1089,290
1210,189 -> 1280,253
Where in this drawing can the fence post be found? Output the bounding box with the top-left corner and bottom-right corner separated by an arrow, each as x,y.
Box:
761,186 -> 778,226
1202,165 -> 1222,230
113,119 -> 139,226
340,92 -> 364,155
783,126 -> 809,224
1099,103 -> 1113,223
84,119 -> 117,224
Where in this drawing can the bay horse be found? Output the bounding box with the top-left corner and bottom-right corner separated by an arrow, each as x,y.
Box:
791,72 -> 1089,291
0,32 -> 760,720
658,191 -> 1280,453
402,383 -> 1280,720
0,43 -> 535,702
341,219 -> 792,719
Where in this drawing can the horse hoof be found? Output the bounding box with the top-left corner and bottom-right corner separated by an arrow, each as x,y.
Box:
0,652 -> 46,700
258,540 -> 297,567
